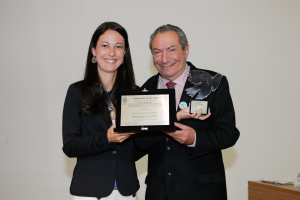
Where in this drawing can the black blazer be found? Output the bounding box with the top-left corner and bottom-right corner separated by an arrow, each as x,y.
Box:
62,81 -> 145,198
136,62 -> 240,200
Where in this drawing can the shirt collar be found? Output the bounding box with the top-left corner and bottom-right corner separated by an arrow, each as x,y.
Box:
158,63 -> 190,87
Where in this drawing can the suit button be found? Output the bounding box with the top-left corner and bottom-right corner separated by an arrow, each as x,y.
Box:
166,146 -> 170,150
112,151 -> 117,155
167,172 -> 171,176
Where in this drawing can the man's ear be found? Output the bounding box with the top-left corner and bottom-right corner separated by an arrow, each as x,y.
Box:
184,44 -> 190,59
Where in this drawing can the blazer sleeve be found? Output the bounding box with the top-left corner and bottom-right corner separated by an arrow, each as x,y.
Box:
62,83 -> 115,158
192,76 -> 240,157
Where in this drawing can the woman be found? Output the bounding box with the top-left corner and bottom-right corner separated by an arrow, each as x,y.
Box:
62,22 -> 144,200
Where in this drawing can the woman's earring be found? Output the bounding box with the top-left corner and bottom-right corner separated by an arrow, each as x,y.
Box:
91,56 -> 97,63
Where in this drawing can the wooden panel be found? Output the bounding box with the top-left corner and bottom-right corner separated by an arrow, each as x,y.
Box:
248,181 -> 300,200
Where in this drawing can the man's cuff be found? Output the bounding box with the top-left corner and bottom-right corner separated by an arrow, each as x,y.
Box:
187,132 -> 196,147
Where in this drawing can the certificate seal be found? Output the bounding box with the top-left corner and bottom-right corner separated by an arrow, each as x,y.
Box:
179,101 -> 187,109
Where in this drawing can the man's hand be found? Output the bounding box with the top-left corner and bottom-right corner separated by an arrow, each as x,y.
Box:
107,124 -> 134,143
176,106 -> 211,121
166,122 -> 196,145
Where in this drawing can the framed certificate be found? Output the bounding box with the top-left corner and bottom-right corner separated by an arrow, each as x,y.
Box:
114,89 -> 176,132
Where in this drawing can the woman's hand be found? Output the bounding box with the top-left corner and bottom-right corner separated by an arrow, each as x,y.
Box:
176,106 -> 211,121
107,124 -> 135,143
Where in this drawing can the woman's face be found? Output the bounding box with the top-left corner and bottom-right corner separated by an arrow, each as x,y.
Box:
91,30 -> 126,75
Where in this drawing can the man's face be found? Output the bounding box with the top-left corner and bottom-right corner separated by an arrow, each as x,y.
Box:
151,31 -> 189,81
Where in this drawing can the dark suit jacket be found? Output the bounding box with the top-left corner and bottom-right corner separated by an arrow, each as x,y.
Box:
62,81 -> 145,198
136,62 -> 240,200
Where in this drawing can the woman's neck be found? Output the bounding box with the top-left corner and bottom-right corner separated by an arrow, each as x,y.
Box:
98,71 -> 117,91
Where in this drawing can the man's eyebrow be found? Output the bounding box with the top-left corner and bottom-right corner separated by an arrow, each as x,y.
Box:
153,45 -> 176,51
152,48 -> 161,51
167,45 -> 176,50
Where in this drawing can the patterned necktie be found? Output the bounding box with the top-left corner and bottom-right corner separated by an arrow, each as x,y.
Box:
166,81 -> 176,89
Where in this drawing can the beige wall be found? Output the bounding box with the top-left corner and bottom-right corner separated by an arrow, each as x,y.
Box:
1,0 -> 300,199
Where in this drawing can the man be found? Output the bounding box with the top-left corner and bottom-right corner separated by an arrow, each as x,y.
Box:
137,24 -> 239,200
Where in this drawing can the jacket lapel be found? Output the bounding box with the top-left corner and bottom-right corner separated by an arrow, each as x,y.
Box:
177,63 -> 198,111
142,74 -> 160,90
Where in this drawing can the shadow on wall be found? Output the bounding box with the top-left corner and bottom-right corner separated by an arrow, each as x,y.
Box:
149,57 -> 157,76
136,155 -> 148,177
64,156 -> 76,178
222,147 -> 239,169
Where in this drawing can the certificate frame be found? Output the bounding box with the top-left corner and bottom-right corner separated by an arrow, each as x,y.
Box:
114,89 -> 176,132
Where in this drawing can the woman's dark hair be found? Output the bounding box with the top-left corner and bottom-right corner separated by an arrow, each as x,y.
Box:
80,22 -> 136,118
